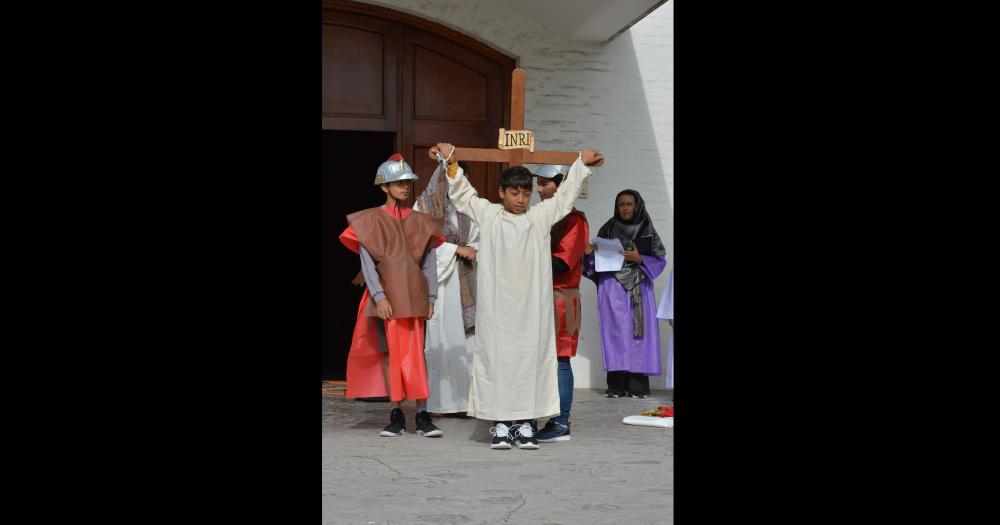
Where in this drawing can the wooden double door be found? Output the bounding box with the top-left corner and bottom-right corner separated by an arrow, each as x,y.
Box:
322,1 -> 515,379
322,0 -> 515,202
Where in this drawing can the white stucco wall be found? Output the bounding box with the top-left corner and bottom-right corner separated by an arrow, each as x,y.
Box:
362,0 -> 674,390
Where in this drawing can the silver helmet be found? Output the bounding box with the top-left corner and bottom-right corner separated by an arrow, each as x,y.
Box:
534,164 -> 570,179
374,155 -> 418,185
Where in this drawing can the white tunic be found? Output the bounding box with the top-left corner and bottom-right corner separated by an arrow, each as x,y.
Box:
413,200 -> 480,413
657,267 -> 674,389
448,158 -> 591,421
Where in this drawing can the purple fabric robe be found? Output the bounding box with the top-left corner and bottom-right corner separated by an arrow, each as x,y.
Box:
585,253 -> 666,375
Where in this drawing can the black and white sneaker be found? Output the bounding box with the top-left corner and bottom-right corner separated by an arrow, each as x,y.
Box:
379,407 -> 406,437
629,392 -> 648,399
513,422 -> 540,450
605,390 -> 623,398
535,420 -> 571,442
415,411 -> 443,437
490,422 -> 513,449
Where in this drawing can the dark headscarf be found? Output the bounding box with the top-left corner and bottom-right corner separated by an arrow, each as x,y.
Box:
596,189 -> 666,258
594,189 -> 665,337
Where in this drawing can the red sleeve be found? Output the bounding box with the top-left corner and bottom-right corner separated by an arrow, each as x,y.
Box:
553,213 -> 589,267
338,226 -> 360,255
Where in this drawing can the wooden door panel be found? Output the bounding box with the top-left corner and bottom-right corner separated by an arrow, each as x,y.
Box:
322,10 -> 398,133
401,26 -> 507,202
462,161 -> 493,202
412,45 -> 490,121
323,24 -> 384,116
409,121 -> 498,143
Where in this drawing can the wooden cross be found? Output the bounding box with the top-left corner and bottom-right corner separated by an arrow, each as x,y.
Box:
454,68 -> 602,167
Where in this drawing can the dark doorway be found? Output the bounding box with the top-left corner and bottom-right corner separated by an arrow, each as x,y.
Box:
322,130 -> 395,380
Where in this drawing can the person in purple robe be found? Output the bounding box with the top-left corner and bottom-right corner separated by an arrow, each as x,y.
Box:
584,189 -> 667,399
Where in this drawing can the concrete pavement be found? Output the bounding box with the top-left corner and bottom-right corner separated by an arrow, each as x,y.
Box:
322,388 -> 673,524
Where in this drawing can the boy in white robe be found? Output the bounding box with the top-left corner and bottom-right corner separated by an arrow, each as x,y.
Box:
428,142 -> 603,450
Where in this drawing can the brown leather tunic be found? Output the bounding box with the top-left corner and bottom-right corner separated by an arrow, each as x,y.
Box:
347,208 -> 444,318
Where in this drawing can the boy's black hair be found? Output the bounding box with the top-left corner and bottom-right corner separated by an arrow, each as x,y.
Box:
550,173 -> 565,186
500,166 -> 534,191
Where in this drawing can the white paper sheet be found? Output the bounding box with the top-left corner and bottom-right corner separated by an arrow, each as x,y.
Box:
592,237 -> 625,272
622,415 -> 674,428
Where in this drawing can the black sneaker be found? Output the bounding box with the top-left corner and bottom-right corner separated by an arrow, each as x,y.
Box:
489,422 -> 513,449
415,411 -> 443,437
629,392 -> 648,399
513,422 -> 540,450
605,390 -> 624,398
379,407 -> 406,437
535,420 -> 571,443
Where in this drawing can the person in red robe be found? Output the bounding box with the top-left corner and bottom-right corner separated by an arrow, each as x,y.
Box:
338,154 -> 445,438
532,164 -> 589,442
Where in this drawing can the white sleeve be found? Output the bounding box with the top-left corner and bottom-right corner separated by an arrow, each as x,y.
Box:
529,157 -> 591,228
436,241 -> 459,281
447,167 -> 492,225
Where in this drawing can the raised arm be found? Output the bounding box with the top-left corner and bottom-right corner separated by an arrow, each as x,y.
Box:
429,143 -> 492,224
532,149 -> 602,228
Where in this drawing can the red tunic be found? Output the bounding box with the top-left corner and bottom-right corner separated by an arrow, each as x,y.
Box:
337,206 -> 444,401
551,209 -> 589,357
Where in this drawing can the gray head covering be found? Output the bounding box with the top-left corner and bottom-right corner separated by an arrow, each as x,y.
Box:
533,164 -> 571,179
374,154 -> 418,185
